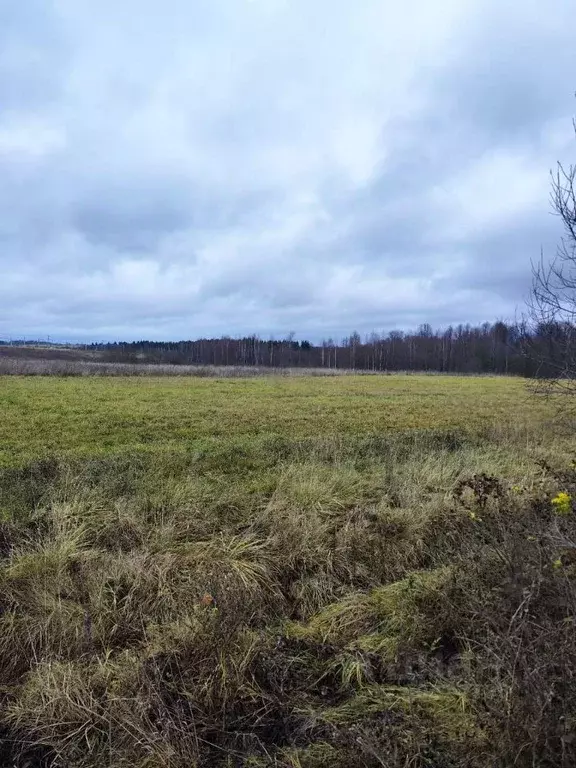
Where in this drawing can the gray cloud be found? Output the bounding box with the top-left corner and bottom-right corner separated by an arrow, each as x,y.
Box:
0,0 -> 575,342
0,2 -> 69,111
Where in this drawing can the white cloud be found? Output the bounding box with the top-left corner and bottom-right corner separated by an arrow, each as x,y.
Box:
429,149 -> 547,241
0,116 -> 66,159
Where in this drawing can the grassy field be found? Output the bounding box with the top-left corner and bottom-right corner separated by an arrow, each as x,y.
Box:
0,374 -> 557,466
1,374 -> 576,767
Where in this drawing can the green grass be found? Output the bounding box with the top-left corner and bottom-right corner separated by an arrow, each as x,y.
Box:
1,373 -> 576,767
0,374 -> 554,466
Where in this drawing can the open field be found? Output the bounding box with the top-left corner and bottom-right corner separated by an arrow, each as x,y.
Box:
1,374 -> 576,766
0,374 -> 561,467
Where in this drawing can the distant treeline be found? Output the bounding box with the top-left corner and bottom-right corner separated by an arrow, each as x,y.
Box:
61,321 -> 573,377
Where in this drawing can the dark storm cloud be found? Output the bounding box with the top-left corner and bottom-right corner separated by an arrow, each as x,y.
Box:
0,0 -> 575,341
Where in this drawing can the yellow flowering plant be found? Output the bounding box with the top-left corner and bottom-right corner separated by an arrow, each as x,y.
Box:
551,492 -> 572,516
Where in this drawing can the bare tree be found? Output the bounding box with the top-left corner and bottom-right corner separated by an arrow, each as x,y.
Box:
528,109 -> 576,389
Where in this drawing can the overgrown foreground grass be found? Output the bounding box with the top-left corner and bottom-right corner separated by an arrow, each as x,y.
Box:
1,376 -> 576,766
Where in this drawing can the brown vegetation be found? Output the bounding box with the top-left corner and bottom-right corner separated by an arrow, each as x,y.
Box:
0,428 -> 575,766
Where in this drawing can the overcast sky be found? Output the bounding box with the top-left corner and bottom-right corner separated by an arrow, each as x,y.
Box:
1,0 -> 575,342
